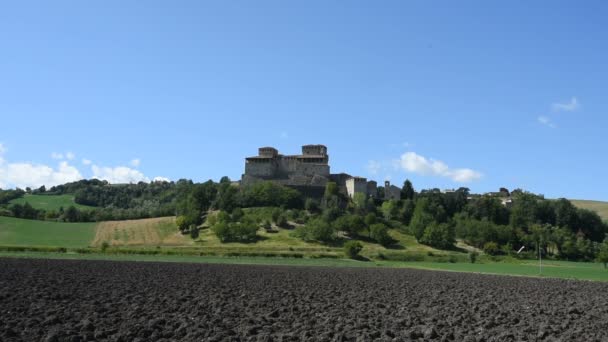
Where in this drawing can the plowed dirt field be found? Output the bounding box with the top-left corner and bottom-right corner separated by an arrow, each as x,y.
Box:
1,258 -> 607,341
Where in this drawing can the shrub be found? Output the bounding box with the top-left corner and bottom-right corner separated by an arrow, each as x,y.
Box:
190,226 -> 200,239
469,251 -> 479,264
101,241 -> 110,252
276,214 -> 288,228
370,223 -> 393,247
212,221 -> 258,243
483,241 -> 500,255
294,218 -> 336,243
344,240 -> 363,259
419,223 -> 455,250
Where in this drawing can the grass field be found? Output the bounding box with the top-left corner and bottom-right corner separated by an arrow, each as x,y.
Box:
1,251 -> 606,281
0,216 -> 97,248
93,217 -> 192,247
9,194 -> 96,211
571,199 -> 608,221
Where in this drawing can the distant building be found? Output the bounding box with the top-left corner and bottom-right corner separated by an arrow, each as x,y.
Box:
384,181 -> 401,200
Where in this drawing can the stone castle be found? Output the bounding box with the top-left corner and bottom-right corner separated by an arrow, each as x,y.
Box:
241,144 -> 400,199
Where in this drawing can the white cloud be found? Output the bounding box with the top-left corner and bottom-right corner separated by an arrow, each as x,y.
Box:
2,161 -> 83,189
130,158 -> 141,167
153,176 -> 170,182
538,116 -> 557,128
51,152 -> 64,160
552,97 -> 580,112
0,143 -> 6,155
82,159 -> 92,165
397,151 -> 482,183
66,152 -> 75,160
92,165 -> 149,184
366,160 -> 381,175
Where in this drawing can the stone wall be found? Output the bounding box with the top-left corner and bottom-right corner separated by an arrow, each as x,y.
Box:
244,160 -> 276,178
346,178 -> 368,198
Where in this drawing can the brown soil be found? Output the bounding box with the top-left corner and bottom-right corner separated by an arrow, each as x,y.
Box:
1,258 -> 607,341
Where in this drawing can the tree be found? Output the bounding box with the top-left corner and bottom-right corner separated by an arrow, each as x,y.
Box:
400,199 -> 415,226
381,200 -> 399,221
333,215 -> 365,237
324,182 -> 339,198
598,238 -> 608,269
304,198 -> 319,213
401,179 -> 415,200
351,192 -> 367,215
294,218 -> 336,243
410,198 -> 435,240
344,240 -> 363,259
554,198 -> 578,230
509,192 -> 538,231
483,242 -> 500,255
420,222 -> 455,249
469,251 -> 478,264
364,213 -> 377,226
370,223 -> 392,247
64,206 -> 80,222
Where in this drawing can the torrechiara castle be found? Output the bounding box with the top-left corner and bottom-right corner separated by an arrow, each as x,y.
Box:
241,144 -> 401,200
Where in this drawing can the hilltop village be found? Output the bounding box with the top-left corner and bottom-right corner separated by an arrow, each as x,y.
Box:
241,144 -> 401,200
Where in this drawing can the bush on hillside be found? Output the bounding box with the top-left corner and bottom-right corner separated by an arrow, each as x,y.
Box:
344,240 -> 363,259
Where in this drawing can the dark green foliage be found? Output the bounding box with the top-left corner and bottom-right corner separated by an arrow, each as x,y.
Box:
420,222 -> 455,249
304,198 -> 319,213
333,214 -> 365,236
212,221 -> 258,243
344,240 -> 363,258
469,251 -> 478,263
483,241 -> 500,255
239,182 -> 303,208
465,195 -> 509,225
509,192 -> 539,230
401,179 -> 415,200
364,213 -> 377,226
0,188 -> 26,205
370,223 -> 392,247
294,218 -> 335,243
598,238 -> 608,268
381,200 -> 399,221
400,199 -> 415,226
410,198 -> 435,240
189,226 -> 200,239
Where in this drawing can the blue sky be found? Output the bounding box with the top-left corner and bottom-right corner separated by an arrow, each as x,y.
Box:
0,1 -> 607,200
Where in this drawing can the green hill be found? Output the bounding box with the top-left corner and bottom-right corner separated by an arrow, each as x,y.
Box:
0,216 -> 97,248
9,194 -> 96,211
570,200 -> 608,221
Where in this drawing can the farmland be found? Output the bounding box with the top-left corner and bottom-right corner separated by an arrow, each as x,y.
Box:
8,194 -> 96,211
1,258 -> 607,341
571,199 -> 608,221
92,217 -> 192,247
0,216 -> 96,248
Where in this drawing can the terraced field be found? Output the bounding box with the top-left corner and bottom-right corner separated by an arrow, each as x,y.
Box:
1,258 -> 607,341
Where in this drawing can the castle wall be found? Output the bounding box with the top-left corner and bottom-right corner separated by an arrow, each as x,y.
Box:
244,160 -> 276,178
367,181 -> 378,198
346,178 -> 368,198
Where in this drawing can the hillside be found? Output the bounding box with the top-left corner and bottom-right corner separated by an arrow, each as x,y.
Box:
0,216 -> 189,248
570,200 -> 608,221
0,216 -> 97,248
9,194 -> 96,211
92,217 -> 192,247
